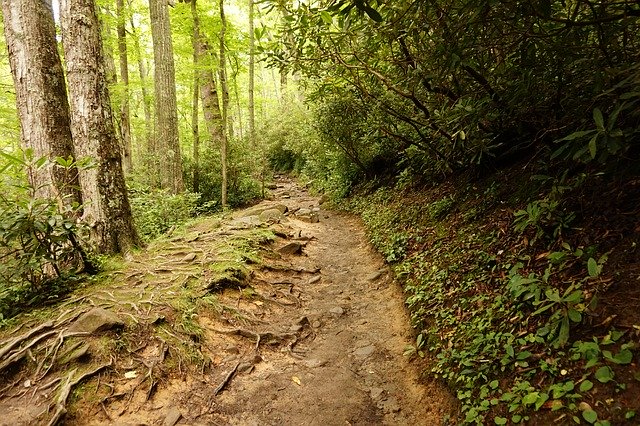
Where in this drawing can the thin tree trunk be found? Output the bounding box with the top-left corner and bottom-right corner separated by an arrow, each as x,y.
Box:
59,0 -> 140,254
0,0 -> 81,207
219,0 -> 229,208
149,0 -> 184,194
248,0 -> 256,148
117,0 -> 132,172
191,12 -> 200,194
129,16 -> 153,175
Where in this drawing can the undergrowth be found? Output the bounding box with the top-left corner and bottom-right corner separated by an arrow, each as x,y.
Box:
349,170 -> 639,425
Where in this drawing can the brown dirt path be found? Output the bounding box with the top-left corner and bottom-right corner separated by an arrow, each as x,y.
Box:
0,177 -> 455,425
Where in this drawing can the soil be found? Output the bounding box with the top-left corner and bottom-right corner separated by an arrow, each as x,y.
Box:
0,177 -> 456,425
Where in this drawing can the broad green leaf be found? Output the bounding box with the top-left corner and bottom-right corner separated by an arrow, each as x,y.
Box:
557,130 -> 596,142
587,258 -> 599,277
494,416 -> 507,425
593,108 -> 605,132
594,366 -> 614,383
588,136 -> 597,159
579,379 -> 594,392
364,6 -> 383,22
522,391 -> 539,405
568,308 -> 582,323
320,11 -> 333,24
613,348 -> 633,364
582,409 -> 598,424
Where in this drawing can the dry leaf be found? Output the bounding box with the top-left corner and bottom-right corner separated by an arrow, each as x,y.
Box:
124,371 -> 138,379
292,376 -> 301,386
254,301 -> 264,306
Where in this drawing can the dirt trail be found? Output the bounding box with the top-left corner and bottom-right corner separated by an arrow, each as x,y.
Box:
0,177 -> 454,425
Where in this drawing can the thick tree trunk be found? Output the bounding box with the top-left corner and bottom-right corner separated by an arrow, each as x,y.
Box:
219,0 -> 229,208
149,0 -> 184,194
117,0 -> 133,172
0,0 -> 81,207
59,0 -> 140,254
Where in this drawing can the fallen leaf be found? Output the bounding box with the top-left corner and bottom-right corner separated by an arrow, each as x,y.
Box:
254,301 -> 264,306
292,376 -> 301,386
124,371 -> 138,379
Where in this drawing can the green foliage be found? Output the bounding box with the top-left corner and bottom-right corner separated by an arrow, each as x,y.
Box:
350,181 -> 636,424
129,185 -> 200,242
0,150 -> 91,320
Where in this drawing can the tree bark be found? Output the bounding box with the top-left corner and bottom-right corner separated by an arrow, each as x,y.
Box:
248,0 -> 256,148
190,0 -> 225,200
219,0 -> 229,208
59,0 -> 140,254
117,0 -> 133,172
0,0 -> 81,207
129,16 -> 154,176
149,0 -> 184,194
191,13 -> 200,194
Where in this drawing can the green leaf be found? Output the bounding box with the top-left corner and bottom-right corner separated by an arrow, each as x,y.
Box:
587,258 -> 599,277
579,380 -> 594,392
363,6 -> 383,22
557,130 -> 596,142
595,366 -> 614,383
522,391 -> 539,405
588,136 -> 597,159
506,344 -> 515,358
568,308 -> 582,323
583,409 -> 598,424
613,348 -> 633,364
320,11 -> 333,24
593,108 -> 605,132
494,417 -> 507,425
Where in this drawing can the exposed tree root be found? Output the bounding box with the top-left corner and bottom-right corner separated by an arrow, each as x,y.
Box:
46,361 -> 111,426
213,361 -> 240,396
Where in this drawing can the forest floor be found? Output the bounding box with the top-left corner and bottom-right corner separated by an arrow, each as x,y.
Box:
0,176 -> 456,425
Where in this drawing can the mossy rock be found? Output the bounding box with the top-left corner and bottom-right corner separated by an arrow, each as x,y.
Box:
206,263 -> 250,291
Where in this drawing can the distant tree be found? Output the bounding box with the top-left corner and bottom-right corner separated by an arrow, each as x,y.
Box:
59,0 -> 140,254
117,0 -> 133,172
219,0 -> 229,208
0,0 -> 81,207
149,0 -> 184,194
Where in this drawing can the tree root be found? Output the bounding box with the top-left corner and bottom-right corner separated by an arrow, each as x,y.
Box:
213,361 -> 239,396
46,361 -> 111,426
0,321 -> 54,359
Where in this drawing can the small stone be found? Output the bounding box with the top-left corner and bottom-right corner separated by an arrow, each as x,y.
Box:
380,398 -> 401,414
308,276 -> 321,284
354,345 -> 375,358
225,345 -> 240,354
164,407 -> 182,426
266,183 -> 278,190
251,355 -> 263,364
366,270 -> 384,281
370,387 -> 384,400
297,208 -> 312,216
329,306 -> 345,317
312,207 -> 321,212
296,316 -> 310,326
303,359 -> 327,368
181,253 -> 197,262
289,324 -> 304,333
237,362 -> 254,374
278,242 -> 303,255
312,321 -> 321,328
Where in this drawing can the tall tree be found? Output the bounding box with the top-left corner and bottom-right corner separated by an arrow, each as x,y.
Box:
248,0 -> 256,148
219,0 -> 229,208
188,0 -> 225,186
190,9 -> 200,194
149,0 -> 184,194
0,0 -> 81,206
59,0 -> 139,254
117,0 -> 133,172
130,16 -> 153,171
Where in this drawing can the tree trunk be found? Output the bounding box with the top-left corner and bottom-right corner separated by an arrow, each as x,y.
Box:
0,0 -> 81,207
149,0 -> 184,194
219,0 -> 229,208
248,0 -> 256,148
190,0 -> 225,191
130,16 -> 154,177
59,0 -> 140,254
191,15 -> 200,194
117,0 -> 132,172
